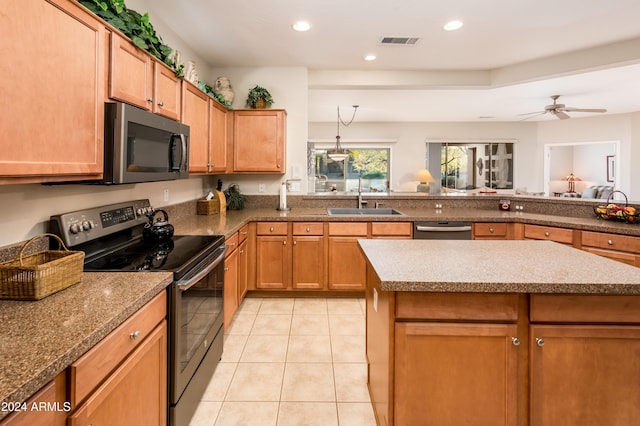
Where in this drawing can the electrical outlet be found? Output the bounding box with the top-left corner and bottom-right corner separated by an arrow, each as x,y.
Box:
163,189 -> 169,202
258,184 -> 265,193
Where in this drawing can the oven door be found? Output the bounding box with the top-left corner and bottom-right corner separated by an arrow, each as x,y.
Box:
169,245 -> 225,405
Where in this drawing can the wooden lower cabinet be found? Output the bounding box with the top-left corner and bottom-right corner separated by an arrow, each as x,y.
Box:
237,238 -> 249,301
68,322 -> 167,426
530,325 -> 640,426
292,235 -> 325,289
580,230 -> 640,266
473,222 -> 510,239
328,222 -> 368,291
523,224 -> 576,246
256,235 -> 288,289
395,322 -> 519,426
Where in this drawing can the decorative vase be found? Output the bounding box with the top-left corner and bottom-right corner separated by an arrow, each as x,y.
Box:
186,60 -> 198,84
213,76 -> 234,104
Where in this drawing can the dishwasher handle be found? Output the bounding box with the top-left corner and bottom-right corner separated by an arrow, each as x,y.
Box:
415,225 -> 472,232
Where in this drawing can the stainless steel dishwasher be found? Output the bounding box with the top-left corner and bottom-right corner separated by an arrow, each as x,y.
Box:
413,221 -> 472,240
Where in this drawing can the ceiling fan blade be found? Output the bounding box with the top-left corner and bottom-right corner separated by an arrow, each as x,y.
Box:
555,111 -> 570,120
563,107 -> 607,113
519,112 -> 546,121
517,110 -> 546,116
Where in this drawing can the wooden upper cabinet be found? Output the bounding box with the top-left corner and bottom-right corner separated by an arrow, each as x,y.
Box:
109,33 -> 153,109
110,33 -> 181,120
209,100 -> 228,173
231,110 -> 286,173
182,81 -> 210,173
153,63 -> 182,120
0,0 -> 105,182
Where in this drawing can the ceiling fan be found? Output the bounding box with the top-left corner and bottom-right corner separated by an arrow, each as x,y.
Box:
519,95 -> 607,120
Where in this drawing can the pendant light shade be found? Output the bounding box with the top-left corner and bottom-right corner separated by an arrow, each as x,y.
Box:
328,105 -> 359,162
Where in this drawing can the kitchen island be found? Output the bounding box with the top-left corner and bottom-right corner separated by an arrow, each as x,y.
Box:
359,239 -> 640,426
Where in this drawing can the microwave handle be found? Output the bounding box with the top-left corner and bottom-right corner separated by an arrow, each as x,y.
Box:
169,134 -> 188,171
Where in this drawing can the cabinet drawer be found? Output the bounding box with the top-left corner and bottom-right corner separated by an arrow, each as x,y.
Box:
225,232 -> 239,255
473,223 -> 507,237
396,292 -> 520,321
328,222 -> 368,236
256,222 -> 288,235
238,224 -> 250,243
581,231 -> 640,254
292,222 -> 324,236
530,294 -> 640,324
524,224 -> 574,244
371,222 -> 412,237
68,291 -> 166,407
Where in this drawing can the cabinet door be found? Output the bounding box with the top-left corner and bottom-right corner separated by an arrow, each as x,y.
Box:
237,239 -> 248,302
232,110 -> 286,173
395,322 -> 520,426
256,236 -> 288,289
182,82 -> 210,173
0,0 -> 105,181
1,373 -> 66,426
224,247 -> 239,331
209,100 -> 228,173
68,322 -> 167,426
292,236 -> 325,289
109,33 -> 153,110
530,325 -> 640,426
328,237 -> 366,290
153,62 -> 181,120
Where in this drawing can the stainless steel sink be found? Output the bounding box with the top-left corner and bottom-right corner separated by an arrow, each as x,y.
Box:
327,208 -> 405,216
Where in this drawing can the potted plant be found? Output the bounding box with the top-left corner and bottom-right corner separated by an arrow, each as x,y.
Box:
223,184 -> 248,210
246,85 -> 274,109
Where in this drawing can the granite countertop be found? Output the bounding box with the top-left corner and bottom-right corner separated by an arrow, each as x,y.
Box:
358,239 -> 640,294
168,207 -> 640,238
0,272 -> 172,420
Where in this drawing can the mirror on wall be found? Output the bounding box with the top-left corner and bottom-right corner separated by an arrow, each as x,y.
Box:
428,142 -> 515,192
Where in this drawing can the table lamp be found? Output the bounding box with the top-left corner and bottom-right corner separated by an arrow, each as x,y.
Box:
416,169 -> 435,193
562,173 -> 581,193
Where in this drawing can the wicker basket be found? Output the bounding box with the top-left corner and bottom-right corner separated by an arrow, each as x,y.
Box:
0,233 -> 84,300
197,199 -> 220,215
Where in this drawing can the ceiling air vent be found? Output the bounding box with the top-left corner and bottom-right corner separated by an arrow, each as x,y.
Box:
379,37 -> 420,46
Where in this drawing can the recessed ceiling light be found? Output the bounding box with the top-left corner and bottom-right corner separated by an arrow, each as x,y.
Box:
363,54 -> 377,61
443,20 -> 463,31
292,21 -> 311,32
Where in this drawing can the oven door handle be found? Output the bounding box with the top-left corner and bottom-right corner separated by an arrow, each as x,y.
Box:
176,247 -> 226,292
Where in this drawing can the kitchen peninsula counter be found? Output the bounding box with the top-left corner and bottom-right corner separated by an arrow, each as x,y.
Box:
0,272 -> 172,420
358,239 -> 640,293
359,239 -> 640,426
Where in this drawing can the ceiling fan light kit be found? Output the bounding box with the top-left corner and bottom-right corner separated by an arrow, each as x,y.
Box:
519,95 -> 607,120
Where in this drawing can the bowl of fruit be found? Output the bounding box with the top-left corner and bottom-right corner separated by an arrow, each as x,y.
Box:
593,191 -> 638,223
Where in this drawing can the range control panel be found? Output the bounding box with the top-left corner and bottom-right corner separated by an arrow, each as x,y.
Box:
49,199 -> 153,248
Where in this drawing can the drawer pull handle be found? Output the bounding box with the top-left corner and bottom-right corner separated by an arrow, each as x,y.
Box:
241,231 -> 248,235
306,227 -> 311,232
224,267 -> 229,272
146,97 -> 153,102
536,338 -> 545,347
544,232 -> 550,237
489,228 -> 494,233
270,227 -> 274,232
157,101 -> 164,107
283,240 -> 287,245
608,239 -> 613,245
239,249 -> 244,254
130,330 -> 141,340
511,337 -> 521,346
293,240 -> 297,245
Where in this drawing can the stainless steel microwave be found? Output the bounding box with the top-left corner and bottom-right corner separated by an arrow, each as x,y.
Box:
101,102 -> 189,184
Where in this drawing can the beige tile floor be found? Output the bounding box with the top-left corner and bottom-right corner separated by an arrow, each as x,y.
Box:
189,297 -> 376,426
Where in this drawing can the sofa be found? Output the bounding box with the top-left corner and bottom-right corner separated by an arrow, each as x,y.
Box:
561,185 -> 613,200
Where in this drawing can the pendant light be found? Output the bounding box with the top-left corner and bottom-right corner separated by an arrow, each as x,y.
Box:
328,105 -> 359,162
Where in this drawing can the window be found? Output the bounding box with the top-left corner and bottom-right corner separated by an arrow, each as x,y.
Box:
435,142 -> 514,191
308,146 -> 390,193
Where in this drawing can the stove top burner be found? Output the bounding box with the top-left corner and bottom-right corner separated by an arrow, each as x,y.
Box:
84,234 -> 225,276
